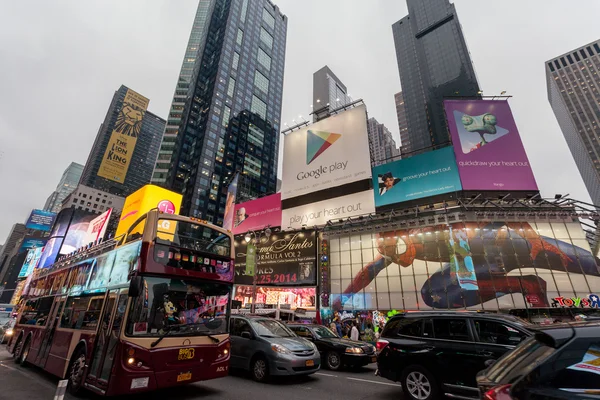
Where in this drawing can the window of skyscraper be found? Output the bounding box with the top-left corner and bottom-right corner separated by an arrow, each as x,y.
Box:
240,0 -> 248,22
227,77 -> 236,98
254,70 -> 269,94
232,52 -> 240,70
251,95 -> 267,119
260,28 -> 273,49
257,48 -> 271,71
236,29 -> 244,46
262,8 -> 275,30
222,106 -> 231,127
248,125 -> 264,146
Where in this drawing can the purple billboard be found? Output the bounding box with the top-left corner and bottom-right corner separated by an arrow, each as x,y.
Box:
444,100 -> 538,191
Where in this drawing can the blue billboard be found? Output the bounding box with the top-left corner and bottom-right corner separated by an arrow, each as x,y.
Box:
372,146 -> 462,208
25,209 -> 57,232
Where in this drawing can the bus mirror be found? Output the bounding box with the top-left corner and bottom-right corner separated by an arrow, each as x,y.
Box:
129,276 -> 143,297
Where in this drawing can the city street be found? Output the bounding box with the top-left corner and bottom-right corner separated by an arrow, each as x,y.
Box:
0,347 -> 404,400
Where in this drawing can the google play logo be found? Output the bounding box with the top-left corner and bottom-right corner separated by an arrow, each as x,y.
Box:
306,130 -> 342,165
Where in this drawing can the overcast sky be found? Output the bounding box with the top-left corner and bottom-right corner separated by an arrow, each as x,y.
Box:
1,0 -> 599,243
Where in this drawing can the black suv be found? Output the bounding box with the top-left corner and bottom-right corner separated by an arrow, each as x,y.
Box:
477,321 -> 600,399
376,311 -> 531,400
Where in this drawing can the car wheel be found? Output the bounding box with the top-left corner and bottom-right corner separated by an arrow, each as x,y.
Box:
251,356 -> 269,382
13,336 -> 24,364
18,338 -> 31,366
401,365 -> 439,400
326,351 -> 342,370
67,348 -> 87,396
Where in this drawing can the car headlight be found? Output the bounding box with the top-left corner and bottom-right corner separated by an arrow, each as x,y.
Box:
345,347 -> 364,354
271,344 -> 291,354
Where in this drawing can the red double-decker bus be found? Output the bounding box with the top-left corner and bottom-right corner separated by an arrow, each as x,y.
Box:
8,210 -> 233,396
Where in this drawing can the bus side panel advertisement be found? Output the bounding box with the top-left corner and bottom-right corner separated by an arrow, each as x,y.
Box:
97,89 -> 150,183
327,220 -> 600,312
115,184 -> 182,238
372,146 -> 462,208
444,99 -> 538,191
25,209 -> 57,232
234,231 -> 317,286
233,193 -> 282,235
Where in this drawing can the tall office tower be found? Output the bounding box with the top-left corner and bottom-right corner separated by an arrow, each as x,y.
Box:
394,92 -> 409,155
392,0 -> 480,154
152,1 -> 213,186
80,85 -> 165,197
0,223 -> 26,285
43,162 -> 84,213
163,0 -> 287,222
312,66 -> 353,122
368,117 -> 401,167
547,40 -> 600,206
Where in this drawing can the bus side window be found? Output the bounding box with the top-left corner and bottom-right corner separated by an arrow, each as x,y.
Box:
19,297 -> 53,327
19,300 -> 39,325
61,293 -> 106,330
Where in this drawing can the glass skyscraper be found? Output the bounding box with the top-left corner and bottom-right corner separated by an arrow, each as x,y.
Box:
43,162 -> 84,213
546,39 -> 600,206
159,0 -> 287,223
80,85 -> 165,197
392,0 -> 480,155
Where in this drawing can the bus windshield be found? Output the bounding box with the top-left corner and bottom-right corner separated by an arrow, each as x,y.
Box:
126,277 -> 230,337
156,219 -> 230,257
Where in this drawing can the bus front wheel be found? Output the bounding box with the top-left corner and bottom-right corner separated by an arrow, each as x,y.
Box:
12,336 -> 24,364
67,348 -> 87,396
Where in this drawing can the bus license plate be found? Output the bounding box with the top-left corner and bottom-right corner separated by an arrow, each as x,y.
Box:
177,372 -> 192,382
305,360 -> 314,367
178,348 -> 195,360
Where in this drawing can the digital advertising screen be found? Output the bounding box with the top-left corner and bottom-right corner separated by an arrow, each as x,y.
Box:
233,193 -> 282,235
372,146 -> 462,208
444,100 -> 538,191
25,209 -> 57,232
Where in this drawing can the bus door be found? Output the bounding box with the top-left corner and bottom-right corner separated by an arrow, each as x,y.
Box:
36,296 -> 66,367
87,289 -> 128,390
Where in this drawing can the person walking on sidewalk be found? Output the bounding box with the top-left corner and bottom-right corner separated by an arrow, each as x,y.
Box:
350,321 -> 359,341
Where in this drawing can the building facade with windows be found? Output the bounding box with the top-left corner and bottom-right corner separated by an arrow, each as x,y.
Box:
61,184 -> 125,216
162,0 -> 287,223
546,39 -> 600,206
368,117 -> 401,167
394,92 -> 409,155
392,0 -> 480,154
312,66 -> 353,122
43,162 -> 84,213
80,85 -> 165,197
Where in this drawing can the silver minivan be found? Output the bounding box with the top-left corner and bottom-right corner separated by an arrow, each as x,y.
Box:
229,315 -> 321,381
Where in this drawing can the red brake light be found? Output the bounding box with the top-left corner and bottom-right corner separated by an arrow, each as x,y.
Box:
483,384 -> 513,400
376,339 -> 389,352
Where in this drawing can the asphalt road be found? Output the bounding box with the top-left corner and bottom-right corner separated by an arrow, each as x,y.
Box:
0,347 -> 405,400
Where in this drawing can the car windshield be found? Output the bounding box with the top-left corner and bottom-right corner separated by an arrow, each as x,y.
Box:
126,277 -> 231,337
313,326 -> 338,339
250,319 -> 295,338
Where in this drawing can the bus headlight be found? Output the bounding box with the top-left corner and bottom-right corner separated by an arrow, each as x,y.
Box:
5,329 -> 13,336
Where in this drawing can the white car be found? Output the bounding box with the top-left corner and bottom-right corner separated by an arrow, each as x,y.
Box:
0,319 -> 16,344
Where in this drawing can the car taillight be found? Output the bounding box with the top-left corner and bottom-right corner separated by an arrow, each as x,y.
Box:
483,384 -> 513,400
376,339 -> 389,352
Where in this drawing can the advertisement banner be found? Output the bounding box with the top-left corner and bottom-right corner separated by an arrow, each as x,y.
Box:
444,100 -> 538,191
98,89 -> 150,183
233,193 -> 282,235
281,105 -> 371,200
223,173 -> 239,232
18,247 -> 43,279
25,209 -> 57,232
372,147 -> 462,208
61,209 -> 112,255
234,286 -> 316,309
234,231 -> 317,286
282,190 -> 375,230
18,237 -> 47,254
115,184 -> 182,238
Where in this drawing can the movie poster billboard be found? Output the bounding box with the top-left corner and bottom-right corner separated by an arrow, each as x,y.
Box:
234,231 -> 317,286
328,220 -> 600,311
444,100 -> 538,191
18,247 -> 43,279
372,147 -> 462,208
223,173 -> 239,232
98,88 -> 150,183
281,105 -> 372,200
25,209 -> 57,232
233,193 -> 282,235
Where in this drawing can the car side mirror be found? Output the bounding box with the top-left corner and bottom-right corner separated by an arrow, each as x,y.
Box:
128,276 -> 143,297
241,331 -> 252,339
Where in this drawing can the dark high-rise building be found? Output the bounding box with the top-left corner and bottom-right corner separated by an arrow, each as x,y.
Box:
394,92 -> 409,154
312,66 -> 353,122
43,162 -> 84,213
392,0 -> 480,154
80,85 -> 165,197
0,223 -> 26,287
161,0 -> 287,222
546,39 -> 600,206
